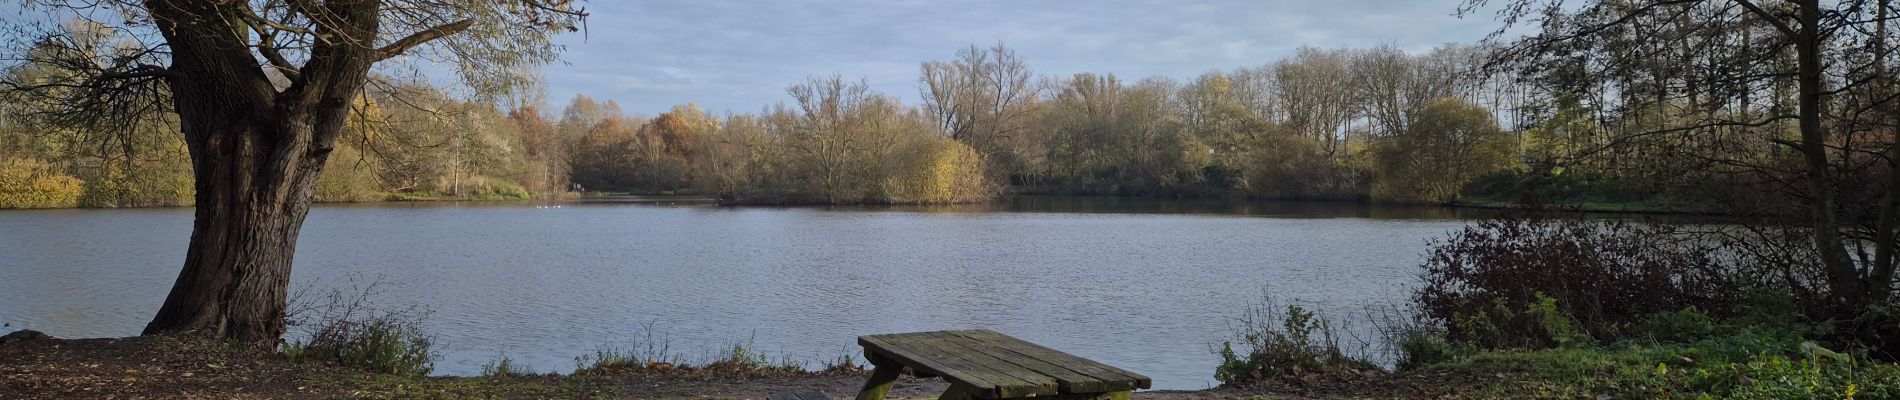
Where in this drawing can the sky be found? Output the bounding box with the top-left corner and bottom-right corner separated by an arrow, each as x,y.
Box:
539,0 -> 1510,117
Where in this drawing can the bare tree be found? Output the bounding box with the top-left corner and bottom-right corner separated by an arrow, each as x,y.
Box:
919,43 -> 1039,177
1467,0 -> 1900,312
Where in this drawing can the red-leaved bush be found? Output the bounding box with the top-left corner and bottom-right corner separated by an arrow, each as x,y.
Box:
1414,212 -> 1747,348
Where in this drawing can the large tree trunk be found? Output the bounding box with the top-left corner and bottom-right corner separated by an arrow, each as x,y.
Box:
139,0 -> 379,346
142,118 -> 329,343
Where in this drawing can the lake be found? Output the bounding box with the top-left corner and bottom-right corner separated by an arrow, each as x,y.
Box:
0,196 -> 1492,390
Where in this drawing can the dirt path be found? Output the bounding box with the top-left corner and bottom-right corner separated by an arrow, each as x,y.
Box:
0,334 -> 1306,399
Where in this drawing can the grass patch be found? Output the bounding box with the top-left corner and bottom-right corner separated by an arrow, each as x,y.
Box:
1408,326 -> 1900,399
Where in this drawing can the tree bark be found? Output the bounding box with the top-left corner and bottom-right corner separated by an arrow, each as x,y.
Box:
1791,0 -> 1867,310
1869,0 -> 1898,305
140,0 -> 379,346
142,119 -> 328,343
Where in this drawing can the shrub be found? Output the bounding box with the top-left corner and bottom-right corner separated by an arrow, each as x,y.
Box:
283,279 -> 436,376
0,158 -> 83,209
1395,331 -> 1457,370
884,138 -> 995,204
470,178 -> 532,200
1214,295 -> 1378,385
1240,133 -> 1361,200
69,160 -> 194,208
1415,212 -> 1744,348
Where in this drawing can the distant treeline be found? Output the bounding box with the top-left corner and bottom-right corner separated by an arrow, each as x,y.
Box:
564,44 -> 1526,205
0,40 -> 1784,208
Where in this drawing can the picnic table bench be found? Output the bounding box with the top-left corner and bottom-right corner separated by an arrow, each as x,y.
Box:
853,329 -> 1152,400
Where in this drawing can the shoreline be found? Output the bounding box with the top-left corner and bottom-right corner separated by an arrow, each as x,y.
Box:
0,191 -> 1729,219
0,333 -> 1305,399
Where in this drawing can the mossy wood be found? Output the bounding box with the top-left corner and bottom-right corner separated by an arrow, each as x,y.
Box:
855,329 -> 1150,399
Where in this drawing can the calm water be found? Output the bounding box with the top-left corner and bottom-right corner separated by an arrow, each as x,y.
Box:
0,196 -> 1490,390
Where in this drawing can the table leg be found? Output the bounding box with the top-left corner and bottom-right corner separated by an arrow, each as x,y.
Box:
854,352 -> 903,400
936,384 -> 978,400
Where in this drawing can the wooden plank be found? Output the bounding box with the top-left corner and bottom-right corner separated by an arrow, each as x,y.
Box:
964,330 -> 1151,389
932,331 -> 1126,393
945,330 -> 1141,392
969,330 -> 1150,388
960,330 -> 1153,389
859,334 -> 1007,397
875,333 -> 1052,398
915,332 -> 1061,395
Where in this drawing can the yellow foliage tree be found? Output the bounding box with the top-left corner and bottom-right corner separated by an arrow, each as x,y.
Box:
890,138 -> 992,204
1371,98 -> 1518,204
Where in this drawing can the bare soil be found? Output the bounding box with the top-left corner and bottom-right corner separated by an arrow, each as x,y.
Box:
0,333 -> 1454,399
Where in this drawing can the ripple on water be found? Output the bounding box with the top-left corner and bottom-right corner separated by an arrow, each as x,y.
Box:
0,199 -> 1475,390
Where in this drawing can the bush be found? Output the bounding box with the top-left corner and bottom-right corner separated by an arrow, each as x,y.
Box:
1415,212 -> 1747,348
1395,331 -> 1457,370
1240,133 -> 1361,200
72,160 -> 195,208
883,138 -> 995,204
0,158 -> 83,209
282,279 -> 436,376
470,178 -> 532,200
1214,295 -> 1378,385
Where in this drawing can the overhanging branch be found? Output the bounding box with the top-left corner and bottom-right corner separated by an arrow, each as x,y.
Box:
374,19 -> 474,62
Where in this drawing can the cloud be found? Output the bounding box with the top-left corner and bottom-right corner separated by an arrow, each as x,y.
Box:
540,0 -> 1503,116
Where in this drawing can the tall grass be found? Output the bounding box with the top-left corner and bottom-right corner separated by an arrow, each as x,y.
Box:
281,277 -> 437,377
573,325 -> 861,377
481,355 -> 540,378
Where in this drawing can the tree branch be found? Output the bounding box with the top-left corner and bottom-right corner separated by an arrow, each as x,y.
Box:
1736,0 -> 1799,37
250,24 -> 302,82
374,19 -> 474,62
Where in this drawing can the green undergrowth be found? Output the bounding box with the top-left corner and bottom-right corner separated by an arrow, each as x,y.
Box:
1415,330 -> 1900,399
1215,291 -> 1900,398
1381,306 -> 1900,400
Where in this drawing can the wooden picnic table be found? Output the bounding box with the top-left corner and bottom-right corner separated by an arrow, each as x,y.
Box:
854,329 -> 1152,400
